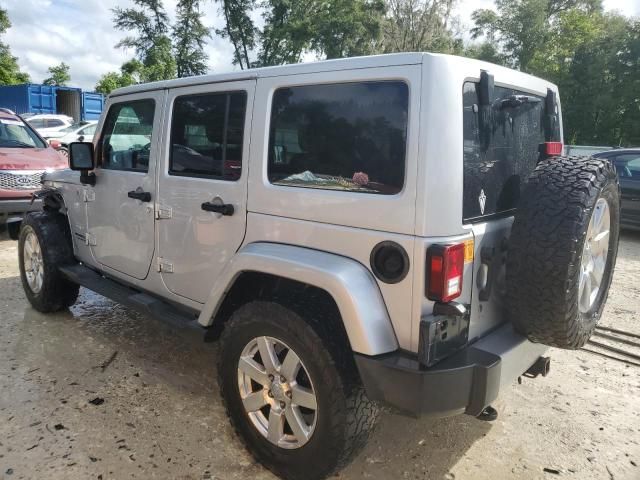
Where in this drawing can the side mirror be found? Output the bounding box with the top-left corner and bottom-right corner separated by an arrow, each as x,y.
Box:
69,142 -> 96,186
78,135 -> 85,142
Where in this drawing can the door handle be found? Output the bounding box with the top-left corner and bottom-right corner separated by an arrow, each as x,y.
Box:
128,190 -> 152,202
201,201 -> 234,216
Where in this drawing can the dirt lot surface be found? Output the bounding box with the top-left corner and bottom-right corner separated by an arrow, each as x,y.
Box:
0,230 -> 639,480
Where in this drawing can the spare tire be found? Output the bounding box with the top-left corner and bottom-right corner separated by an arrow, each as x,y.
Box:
506,156 -> 620,349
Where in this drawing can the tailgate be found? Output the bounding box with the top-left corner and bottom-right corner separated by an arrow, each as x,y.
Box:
468,216 -> 513,341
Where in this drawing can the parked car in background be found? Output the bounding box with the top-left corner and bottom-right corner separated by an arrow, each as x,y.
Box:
44,120 -> 98,145
24,114 -> 74,137
565,145 -> 613,156
594,148 -> 640,229
0,109 -> 67,239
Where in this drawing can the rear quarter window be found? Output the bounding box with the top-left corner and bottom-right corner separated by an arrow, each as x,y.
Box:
267,81 -> 408,195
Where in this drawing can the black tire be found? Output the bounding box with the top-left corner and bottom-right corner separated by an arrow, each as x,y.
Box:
8,221 -> 20,240
57,147 -> 69,159
506,156 -> 620,348
18,212 -> 79,312
218,301 -> 378,480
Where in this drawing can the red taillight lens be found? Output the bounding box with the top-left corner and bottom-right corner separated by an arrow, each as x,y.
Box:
545,141 -> 563,156
426,243 -> 465,303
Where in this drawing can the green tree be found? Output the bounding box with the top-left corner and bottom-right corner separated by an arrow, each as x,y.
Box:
310,0 -> 386,59
173,0 -> 210,77
95,60 -> 144,95
381,0 -> 460,54
215,0 -> 386,68
0,7 -> 30,85
112,0 -> 176,81
470,0 -> 601,70
561,15 -> 639,146
217,0 -> 256,69
43,62 -> 71,86
463,41 -> 506,65
467,0 -> 639,147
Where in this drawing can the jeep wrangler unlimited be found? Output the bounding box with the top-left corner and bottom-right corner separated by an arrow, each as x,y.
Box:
18,53 -> 619,480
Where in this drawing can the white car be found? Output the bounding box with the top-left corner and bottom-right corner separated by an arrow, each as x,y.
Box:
45,121 -> 98,146
25,114 -> 74,137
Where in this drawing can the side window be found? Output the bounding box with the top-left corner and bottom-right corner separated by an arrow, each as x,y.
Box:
28,119 -> 45,129
614,154 -> 640,180
83,124 -> 97,135
100,100 -> 155,172
169,91 -> 247,180
47,119 -> 64,128
267,81 -> 408,195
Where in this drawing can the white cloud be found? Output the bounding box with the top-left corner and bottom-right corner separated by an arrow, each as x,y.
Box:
1,0 -> 638,90
2,0 -> 236,89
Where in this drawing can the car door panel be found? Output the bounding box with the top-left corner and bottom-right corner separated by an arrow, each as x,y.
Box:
86,92 -> 164,280
613,154 -> 640,226
156,81 -> 254,303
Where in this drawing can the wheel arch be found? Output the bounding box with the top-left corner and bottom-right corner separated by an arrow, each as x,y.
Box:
199,243 -> 398,356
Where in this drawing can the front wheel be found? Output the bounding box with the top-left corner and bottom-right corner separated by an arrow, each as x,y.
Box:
18,212 -> 79,312
218,301 -> 378,480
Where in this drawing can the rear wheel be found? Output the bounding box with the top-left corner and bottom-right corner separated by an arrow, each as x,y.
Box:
218,301 -> 378,480
506,156 -> 620,348
18,212 -> 79,312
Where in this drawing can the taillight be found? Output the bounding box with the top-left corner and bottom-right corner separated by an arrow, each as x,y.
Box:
426,243 -> 465,303
544,141 -> 563,156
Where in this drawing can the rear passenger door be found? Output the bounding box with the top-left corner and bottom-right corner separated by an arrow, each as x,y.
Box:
156,81 -> 254,303
613,153 -> 640,226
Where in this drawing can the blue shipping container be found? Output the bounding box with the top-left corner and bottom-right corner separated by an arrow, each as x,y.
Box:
0,84 -> 56,116
82,92 -> 104,120
0,84 -> 103,121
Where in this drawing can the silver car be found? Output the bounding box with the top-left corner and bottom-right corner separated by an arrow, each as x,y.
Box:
17,53 -> 621,480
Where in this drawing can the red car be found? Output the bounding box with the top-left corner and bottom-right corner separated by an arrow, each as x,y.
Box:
0,108 -> 67,239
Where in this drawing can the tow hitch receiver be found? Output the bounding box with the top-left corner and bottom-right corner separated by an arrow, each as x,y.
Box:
524,356 -> 551,378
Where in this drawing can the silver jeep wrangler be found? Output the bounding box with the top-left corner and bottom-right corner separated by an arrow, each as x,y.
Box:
18,53 -> 620,480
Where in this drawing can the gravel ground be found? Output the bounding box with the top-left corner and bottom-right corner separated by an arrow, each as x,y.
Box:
0,230 -> 639,480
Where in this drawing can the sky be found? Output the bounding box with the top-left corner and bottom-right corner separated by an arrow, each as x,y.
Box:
2,0 -> 639,91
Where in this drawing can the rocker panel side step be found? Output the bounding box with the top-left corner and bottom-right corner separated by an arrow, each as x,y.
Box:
59,264 -> 200,329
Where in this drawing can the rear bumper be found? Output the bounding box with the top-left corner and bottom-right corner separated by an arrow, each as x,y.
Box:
0,198 -> 42,217
354,323 -> 548,417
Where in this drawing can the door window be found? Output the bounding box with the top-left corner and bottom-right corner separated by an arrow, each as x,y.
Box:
613,154 -> 640,181
267,81 -> 408,195
169,91 -> 247,181
27,119 -> 45,129
82,124 -> 97,135
100,100 -> 155,172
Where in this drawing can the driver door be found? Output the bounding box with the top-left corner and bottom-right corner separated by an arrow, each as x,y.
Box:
86,92 -> 164,280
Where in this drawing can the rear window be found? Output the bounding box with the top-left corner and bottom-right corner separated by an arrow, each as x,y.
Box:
462,82 -> 559,222
267,81 -> 408,195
